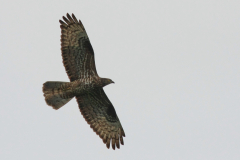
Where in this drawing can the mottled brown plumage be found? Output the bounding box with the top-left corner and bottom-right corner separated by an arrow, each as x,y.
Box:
42,13 -> 125,150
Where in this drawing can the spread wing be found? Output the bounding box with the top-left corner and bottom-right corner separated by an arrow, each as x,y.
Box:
60,13 -> 98,82
76,88 -> 125,150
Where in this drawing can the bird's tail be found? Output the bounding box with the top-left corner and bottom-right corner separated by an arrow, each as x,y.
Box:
42,81 -> 73,110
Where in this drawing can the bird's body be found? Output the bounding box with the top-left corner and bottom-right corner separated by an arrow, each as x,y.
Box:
44,77 -> 112,100
42,13 -> 125,150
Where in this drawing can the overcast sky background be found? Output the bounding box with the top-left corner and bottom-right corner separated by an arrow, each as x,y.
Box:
0,0 -> 239,159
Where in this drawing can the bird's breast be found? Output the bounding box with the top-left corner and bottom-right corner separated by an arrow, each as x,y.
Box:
73,78 -> 100,95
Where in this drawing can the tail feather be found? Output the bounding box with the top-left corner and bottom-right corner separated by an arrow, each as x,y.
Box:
43,81 -> 73,110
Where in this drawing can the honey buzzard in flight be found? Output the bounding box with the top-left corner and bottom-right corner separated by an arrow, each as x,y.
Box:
42,13 -> 125,150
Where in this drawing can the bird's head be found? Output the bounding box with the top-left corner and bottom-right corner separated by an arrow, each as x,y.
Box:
101,78 -> 114,87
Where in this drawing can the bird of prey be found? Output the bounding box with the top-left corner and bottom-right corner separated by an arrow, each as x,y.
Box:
42,13 -> 125,150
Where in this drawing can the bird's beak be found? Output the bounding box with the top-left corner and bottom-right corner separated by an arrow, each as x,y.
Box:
112,81 -> 115,84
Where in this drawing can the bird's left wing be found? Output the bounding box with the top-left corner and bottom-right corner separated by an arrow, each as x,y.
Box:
76,88 -> 125,150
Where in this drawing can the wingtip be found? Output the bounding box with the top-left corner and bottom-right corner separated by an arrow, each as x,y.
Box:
120,137 -> 124,145
106,139 -> 110,149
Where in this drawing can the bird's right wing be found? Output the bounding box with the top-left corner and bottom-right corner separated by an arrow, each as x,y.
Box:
60,13 -> 98,82
76,88 -> 125,150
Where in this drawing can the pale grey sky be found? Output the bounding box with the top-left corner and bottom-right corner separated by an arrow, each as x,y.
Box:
0,0 -> 240,159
